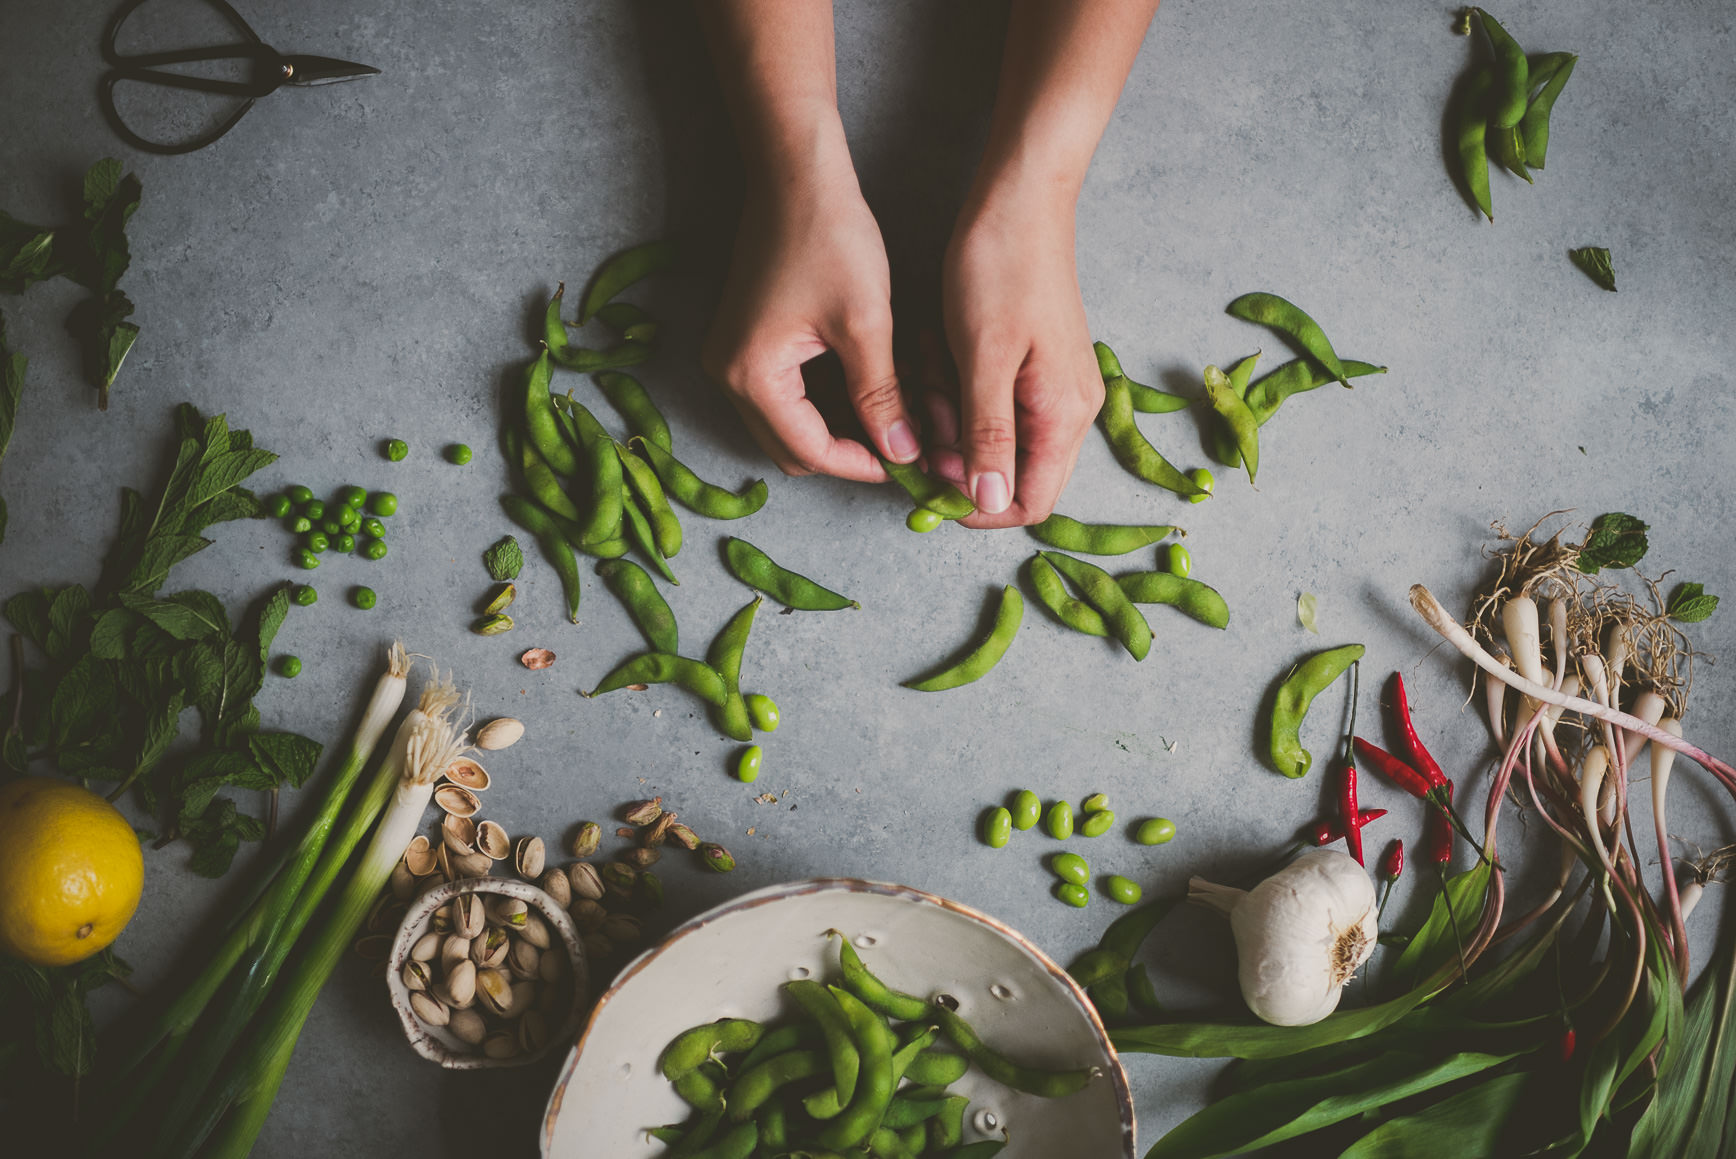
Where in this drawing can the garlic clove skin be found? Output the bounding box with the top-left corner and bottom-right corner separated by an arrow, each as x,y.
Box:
1190,848 -> 1378,1028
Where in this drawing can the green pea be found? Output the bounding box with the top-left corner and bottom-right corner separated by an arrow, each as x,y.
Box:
384,439 -> 408,461
1166,544 -> 1192,578
292,584 -> 317,607
276,655 -> 302,678
1054,882 -> 1089,908
1081,793 -> 1109,814
745,693 -> 780,732
1010,790 -> 1040,831
288,515 -> 313,534
295,548 -> 320,570
447,443 -> 472,465
303,500 -> 325,520
285,485 -> 313,504
264,494 -> 291,519
983,807 -> 1012,849
335,533 -> 355,553
735,745 -> 763,783
334,503 -> 359,528
905,507 -> 944,533
352,586 -> 377,610
362,539 -> 388,561
320,519 -> 342,536
369,491 -> 398,516
338,485 -> 367,510
1080,809 -> 1116,838
1045,801 -> 1073,840
361,517 -> 386,539
1186,467 -> 1215,504
1051,852 -> 1089,886
881,458 -> 974,521
1135,818 -> 1177,845
1104,875 -> 1143,905
305,531 -> 330,553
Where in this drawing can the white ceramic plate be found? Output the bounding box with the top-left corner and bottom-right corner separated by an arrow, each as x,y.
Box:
541,877 -> 1136,1157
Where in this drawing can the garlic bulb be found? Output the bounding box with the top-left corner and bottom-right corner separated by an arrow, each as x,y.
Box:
1189,849 -> 1378,1027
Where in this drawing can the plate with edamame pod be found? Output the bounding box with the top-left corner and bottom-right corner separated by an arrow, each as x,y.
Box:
542,878 -> 1136,1157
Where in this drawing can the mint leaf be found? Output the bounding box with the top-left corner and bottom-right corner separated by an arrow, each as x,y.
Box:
1575,513 -> 1649,573
1569,246 -> 1616,292
1667,582 -> 1719,624
485,535 -> 524,581
0,212 -> 61,291
249,731 -> 322,789
118,591 -> 228,641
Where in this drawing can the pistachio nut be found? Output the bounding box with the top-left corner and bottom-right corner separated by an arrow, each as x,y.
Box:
434,783 -> 481,819
483,582 -> 517,615
452,894 -> 487,939
410,932 -> 441,962
568,862 -> 604,901
581,932 -> 614,962
636,870 -> 665,910
519,1009 -> 550,1055
508,938 -> 541,981
600,914 -> 642,947
471,927 -> 510,969
476,968 -> 514,1017
621,846 -> 661,870
401,960 -> 432,992
471,613 -> 514,636
403,834 -> 437,876
443,755 -> 491,792
538,978 -> 569,1017
441,934 -> 472,972
518,911 -> 551,950
515,836 -> 546,881
453,851 -> 495,878
509,980 -> 537,1019
475,716 -> 525,750
389,861 -> 416,902
482,1031 -> 521,1060
444,959 -> 478,1008
600,862 -> 638,897
448,1007 -> 487,1047
539,949 -> 568,985
476,819 -> 511,861
409,991 -> 450,1028
700,843 -> 737,873
442,812 -> 477,854
665,821 -> 701,851
352,934 -> 392,962
568,898 -> 607,934
488,896 -> 529,928
539,867 -> 572,908
434,844 -> 456,885
569,822 -> 602,859
622,798 -> 663,827
366,890 -> 401,932
643,811 -> 677,847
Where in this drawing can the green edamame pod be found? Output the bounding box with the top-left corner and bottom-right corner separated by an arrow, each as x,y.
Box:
1206,352 -> 1260,467
594,300 -> 658,344
578,239 -> 677,323
1116,570 -> 1230,630
902,1050 -> 969,1087
1269,642 -> 1365,778
736,1022 -> 819,1073
929,1095 -> 969,1150
1225,292 -> 1352,389
881,1096 -> 952,1129
501,494 -> 582,622
661,1019 -> 765,1079
681,1120 -> 757,1159
520,349 -> 577,475
1098,376 -> 1207,497
1041,552 -> 1152,661
757,1098 -> 787,1150
1243,358 -> 1388,423
725,537 -> 858,610
518,439 -> 583,523
833,932 -> 930,1021
1090,972 -> 1129,1020
1027,554 -> 1109,637
928,1003 -> 1099,1097
596,558 -> 678,652
1455,68 -> 1496,222
950,1139 -> 1009,1158
1520,52 -> 1576,169
784,980 -> 861,1110
1202,365 -> 1260,483
1029,514 -> 1176,556
595,371 -> 673,452
817,987 -> 895,1150
588,651 -> 727,707
1473,9 -> 1529,129
634,436 -> 768,519
1010,789 -> 1041,830
616,442 -> 682,558
542,283 -> 571,359
1126,963 -> 1164,1015
880,457 -> 975,520
551,341 -> 652,374
903,585 -> 1023,691
1093,342 -> 1189,414
982,807 -> 1013,848
726,1048 -> 826,1122
573,431 -> 625,548
621,490 -> 678,584
705,598 -> 761,742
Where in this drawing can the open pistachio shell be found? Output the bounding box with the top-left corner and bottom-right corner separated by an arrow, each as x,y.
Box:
476,820 -> 511,861
472,927 -> 510,969
568,863 -> 604,901
568,898 -> 606,934
519,911 -> 551,951
435,784 -> 481,819
389,861 -> 417,902
453,850 -> 494,879
410,932 -> 441,962
508,938 -> 541,980
434,843 -> 455,884
443,756 -> 491,792
403,834 -> 438,876
451,894 -> 486,939
515,836 -> 546,881
441,935 -> 472,971
410,991 -> 450,1028
401,960 -> 431,992
442,813 -> 477,855
477,968 -> 514,1016
600,914 -> 642,947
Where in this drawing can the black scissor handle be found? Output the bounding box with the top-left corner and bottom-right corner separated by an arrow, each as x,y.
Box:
99,0 -> 276,153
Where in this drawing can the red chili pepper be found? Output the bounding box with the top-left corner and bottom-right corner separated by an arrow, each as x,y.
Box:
1339,760 -> 1364,864
1392,673 -> 1449,789
1559,1027 -> 1577,1061
1310,808 -> 1387,847
1352,736 -> 1434,799
1378,839 -> 1405,884
1427,779 -> 1456,865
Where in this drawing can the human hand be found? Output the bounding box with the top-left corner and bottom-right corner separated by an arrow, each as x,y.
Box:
930,187 -> 1104,527
702,146 -> 919,482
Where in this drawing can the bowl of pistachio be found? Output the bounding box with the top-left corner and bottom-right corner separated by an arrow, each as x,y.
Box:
388,877 -> 589,1069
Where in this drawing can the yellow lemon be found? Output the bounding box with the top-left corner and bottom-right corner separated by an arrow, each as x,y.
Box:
0,778 -> 144,966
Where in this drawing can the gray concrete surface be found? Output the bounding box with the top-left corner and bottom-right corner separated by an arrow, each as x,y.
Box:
3,0 -> 1734,1154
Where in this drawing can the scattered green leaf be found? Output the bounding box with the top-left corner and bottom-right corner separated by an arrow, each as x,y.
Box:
1569,245 -> 1616,291
1574,512 -> 1648,573
484,535 -> 525,581
1667,582 -> 1719,624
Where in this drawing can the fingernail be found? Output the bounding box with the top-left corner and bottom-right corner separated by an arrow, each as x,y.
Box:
886,420 -> 919,462
973,471 -> 1010,515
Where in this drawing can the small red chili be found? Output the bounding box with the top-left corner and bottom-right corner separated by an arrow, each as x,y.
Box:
1310,808 -> 1387,847
1392,673 -> 1449,789
1352,736 -> 1434,799
1339,760 -> 1364,865
1559,1027 -> 1577,1061
1427,779 -> 1456,865
1378,839 -> 1405,884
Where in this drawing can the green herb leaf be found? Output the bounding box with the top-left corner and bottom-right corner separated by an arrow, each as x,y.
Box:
485,535 -> 525,581
1569,245 -> 1616,291
1574,512 -> 1649,573
3,590 -> 50,652
118,591 -> 228,641
1298,592 -> 1319,634
1340,1072 -> 1528,1157
0,212 -> 61,292
248,731 -> 322,790
1667,582 -> 1719,624
78,159 -> 142,296
182,795 -> 264,878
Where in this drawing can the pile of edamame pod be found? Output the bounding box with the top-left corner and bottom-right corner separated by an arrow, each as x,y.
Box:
649,933 -> 1099,1158
1449,8 -> 1577,223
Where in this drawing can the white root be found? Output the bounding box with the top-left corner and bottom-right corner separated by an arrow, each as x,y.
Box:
1581,746 -> 1613,866
1623,691 -> 1669,767
1549,597 -> 1570,691
1503,596 -> 1546,738
1485,646 -> 1512,748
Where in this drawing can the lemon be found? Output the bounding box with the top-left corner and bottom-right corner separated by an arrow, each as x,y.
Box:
0,778 -> 144,966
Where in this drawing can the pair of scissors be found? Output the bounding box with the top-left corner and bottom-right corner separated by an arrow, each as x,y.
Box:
99,0 -> 381,154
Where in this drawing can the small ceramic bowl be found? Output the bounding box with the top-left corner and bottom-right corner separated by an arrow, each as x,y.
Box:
388,877 -> 589,1069
540,877 -> 1136,1157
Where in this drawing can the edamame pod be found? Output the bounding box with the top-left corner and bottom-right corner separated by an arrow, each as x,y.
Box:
1041,552 -> 1153,661
1225,292 -> 1352,388
1243,358 -> 1388,422
817,988 -> 895,1150
681,1120 -> 756,1159
1473,8 -> 1530,129
634,437 -> 768,519
501,494 -> 582,622
622,490 -> 677,584
588,652 -> 727,707
1202,365 -> 1260,483
1093,342 -> 1189,414
784,979 -> 861,1109
1028,554 -> 1109,637
706,598 -> 761,742
595,371 -> 673,452
881,457 -> 975,520
1520,52 -> 1576,169
1116,570 -> 1230,630
833,932 -> 930,1021
520,349 -> 577,475
617,442 -> 682,559
594,300 -> 658,343
518,439 -> 583,523
660,1018 -> 764,1078
726,1048 -> 826,1122
903,585 -> 1023,691
578,239 -> 677,323
1098,376 -> 1207,497
902,1050 -> 969,1086
928,1003 -> 1099,1096
596,558 -> 678,652
568,427 -> 625,548
1269,642 -> 1365,778
725,537 -> 858,610
1029,515 -> 1176,556
1454,68 -> 1497,222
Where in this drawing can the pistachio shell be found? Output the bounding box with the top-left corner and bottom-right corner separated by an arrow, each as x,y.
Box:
569,822 -> 602,859
475,717 -> 525,750
519,1009 -> 549,1054
539,867 -> 571,907
434,844 -> 455,884
444,959 -> 478,1007
622,846 -> 661,870
600,914 -> 642,946
441,935 -> 472,971
410,932 -> 441,962
472,613 -> 514,636
453,851 -> 495,878
451,895 -> 487,939
483,582 -> 516,616
401,960 -> 431,992
435,784 -> 481,818
483,1031 -> 521,1059
448,1007 -> 487,1047
389,861 -> 416,901
508,939 -> 541,981
442,813 -> 477,854
443,756 -> 491,792
643,812 -> 677,847
568,898 -> 607,934
476,820 -> 511,861
622,798 -> 663,827
518,911 -> 551,950
471,927 -> 509,969
403,834 -> 437,876
581,932 -> 614,962
488,896 -> 529,928
432,976 -> 473,1012
515,836 -> 546,881
600,862 -> 637,897
410,991 -> 449,1028
568,863 -> 604,901
665,821 -> 701,851
477,968 -> 514,1016
352,934 -> 392,961
636,871 -> 665,910
539,949 -> 567,985
509,981 -> 537,1019
367,890 -> 405,932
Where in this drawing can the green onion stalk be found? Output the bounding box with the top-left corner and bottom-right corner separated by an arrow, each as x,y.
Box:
89,643 -> 411,1153
183,670 -> 470,1158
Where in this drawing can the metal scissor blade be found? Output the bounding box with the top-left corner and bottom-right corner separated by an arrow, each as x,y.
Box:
282,55 -> 380,86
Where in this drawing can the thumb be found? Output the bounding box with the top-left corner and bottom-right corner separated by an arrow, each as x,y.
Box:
830,312 -> 919,464
956,351 -> 1020,516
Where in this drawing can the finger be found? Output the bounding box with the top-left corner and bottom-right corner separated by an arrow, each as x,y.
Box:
955,347 -> 1023,516
928,445 -> 966,487
725,362 -> 887,483
829,312 -> 919,464
960,365 -> 1097,529
924,391 -> 960,449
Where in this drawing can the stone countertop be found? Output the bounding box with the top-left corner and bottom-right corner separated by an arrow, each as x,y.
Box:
3,1 -> 1733,1155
